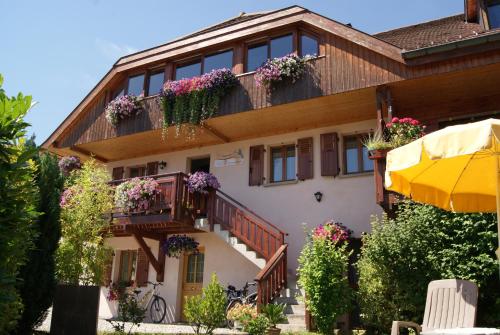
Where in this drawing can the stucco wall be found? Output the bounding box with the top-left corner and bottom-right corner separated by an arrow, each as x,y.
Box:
106,119 -> 383,274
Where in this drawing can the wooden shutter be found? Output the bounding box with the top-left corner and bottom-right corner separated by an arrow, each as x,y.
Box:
146,161 -> 159,176
135,248 -> 149,287
112,166 -> 124,180
249,145 -> 265,186
320,132 -> 340,177
297,137 -> 314,180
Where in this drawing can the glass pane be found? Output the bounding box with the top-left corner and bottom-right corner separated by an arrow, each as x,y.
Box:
204,50 -> 233,73
176,61 -> 201,80
127,74 -> 144,96
272,148 -> 283,182
489,4 -> 500,28
130,251 -> 137,281
300,34 -> 318,57
195,254 -> 204,283
286,146 -> 296,181
186,254 -> 196,283
147,72 -> 164,96
345,138 -> 359,174
270,34 -> 293,59
362,147 -> 374,172
120,252 -> 129,281
114,88 -> 125,99
247,44 -> 268,72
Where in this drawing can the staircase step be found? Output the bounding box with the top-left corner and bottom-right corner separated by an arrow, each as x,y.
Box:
285,314 -> 306,324
285,303 -> 305,315
276,323 -> 307,332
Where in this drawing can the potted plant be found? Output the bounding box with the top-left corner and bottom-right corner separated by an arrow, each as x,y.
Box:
105,94 -> 142,126
254,54 -> 309,91
187,171 -> 220,194
161,235 -> 199,258
261,303 -> 287,335
363,129 -> 392,160
386,117 -> 425,148
58,155 -> 82,176
226,303 -> 257,330
114,177 -> 160,213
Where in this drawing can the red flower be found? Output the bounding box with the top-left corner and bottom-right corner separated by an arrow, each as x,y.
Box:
391,117 -> 399,123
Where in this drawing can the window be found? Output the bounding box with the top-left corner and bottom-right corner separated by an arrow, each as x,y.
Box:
300,34 -> 319,57
343,135 -> 373,174
270,145 -> 296,182
204,50 -> 233,73
119,250 -> 137,282
246,34 -> 294,72
129,166 -> 146,178
185,253 -> 204,283
147,71 -> 164,96
488,0 -> 500,29
127,74 -> 145,96
189,157 -> 210,173
175,60 -> 202,80
113,88 -> 125,99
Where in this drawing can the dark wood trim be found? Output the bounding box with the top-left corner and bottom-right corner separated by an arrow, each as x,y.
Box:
130,230 -> 163,276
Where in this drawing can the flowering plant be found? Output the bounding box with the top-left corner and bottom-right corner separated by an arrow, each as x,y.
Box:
58,155 -> 81,176
226,303 -> 258,323
386,117 -> 425,147
105,95 -> 142,126
59,185 -> 81,208
313,220 -> 352,244
254,54 -> 308,90
114,177 -> 160,212
161,68 -> 237,136
161,235 -> 199,258
187,171 -> 220,194
106,280 -> 135,301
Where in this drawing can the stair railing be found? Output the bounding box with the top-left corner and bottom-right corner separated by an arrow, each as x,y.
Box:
255,244 -> 288,310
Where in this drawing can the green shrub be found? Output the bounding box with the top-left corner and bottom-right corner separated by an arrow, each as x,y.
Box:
107,291 -> 146,335
184,273 -> 226,335
297,222 -> 353,334
0,74 -> 39,333
357,201 -> 499,333
243,314 -> 269,335
56,159 -> 114,285
261,303 -> 286,328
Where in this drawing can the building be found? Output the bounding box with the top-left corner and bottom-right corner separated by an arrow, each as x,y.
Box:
43,0 -> 500,328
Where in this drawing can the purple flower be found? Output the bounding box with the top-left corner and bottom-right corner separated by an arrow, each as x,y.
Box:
161,235 -> 199,258
254,54 -> 308,90
58,156 -> 81,176
187,171 -> 220,194
114,177 -> 160,212
105,95 -> 142,126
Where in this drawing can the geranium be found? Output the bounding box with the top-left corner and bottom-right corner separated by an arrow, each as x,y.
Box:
313,220 -> 352,244
254,54 -> 308,90
105,95 -> 142,126
161,235 -> 199,258
114,177 -> 160,212
187,171 -> 220,194
58,155 -> 81,176
386,117 -> 425,147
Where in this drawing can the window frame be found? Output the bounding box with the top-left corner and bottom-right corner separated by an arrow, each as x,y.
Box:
486,0 -> 500,29
298,30 -> 320,57
125,72 -> 146,96
118,250 -> 138,283
128,165 -> 146,178
244,32 -> 297,73
174,48 -> 234,80
203,49 -> 234,74
269,144 -> 297,183
342,134 -> 374,175
145,69 -> 166,97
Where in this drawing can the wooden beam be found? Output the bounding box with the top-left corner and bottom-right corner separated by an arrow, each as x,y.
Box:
202,125 -> 230,143
70,145 -> 108,163
156,236 -> 166,282
130,229 -> 163,275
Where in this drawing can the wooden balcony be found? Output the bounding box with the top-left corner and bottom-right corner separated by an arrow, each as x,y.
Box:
370,149 -> 400,213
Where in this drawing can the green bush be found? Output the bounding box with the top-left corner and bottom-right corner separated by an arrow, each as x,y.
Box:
297,223 -> 353,334
56,159 -> 114,285
261,303 -> 286,328
357,201 -> 499,333
0,74 -> 39,333
243,314 -> 269,335
184,273 -> 226,335
107,291 -> 146,335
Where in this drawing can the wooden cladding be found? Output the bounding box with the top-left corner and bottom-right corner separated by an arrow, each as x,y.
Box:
112,167 -> 124,180
297,137 -> 313,180
135,248 -> 149,287
249,145 -> 265,186
320,132 -> 340,177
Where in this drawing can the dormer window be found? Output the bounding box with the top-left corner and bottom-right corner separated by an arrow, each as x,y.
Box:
487,0 -> 500,28
300,33 -> 319,57
246,34 -> 294,72
175,60 -> 202,80
127,74 -> 145,96
204,50 -> 233,73
147,71 -> 164,96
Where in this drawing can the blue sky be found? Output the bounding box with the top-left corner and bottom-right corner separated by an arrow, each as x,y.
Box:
1,0 -> 463,144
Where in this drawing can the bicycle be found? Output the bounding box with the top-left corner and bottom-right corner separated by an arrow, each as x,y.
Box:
133,281 -> 167,323
225,282 -> 257,328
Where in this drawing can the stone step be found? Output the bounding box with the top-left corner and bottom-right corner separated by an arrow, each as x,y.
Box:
285,303 -> 305,315
276,323 -> 307,332
285,313 -> 307,325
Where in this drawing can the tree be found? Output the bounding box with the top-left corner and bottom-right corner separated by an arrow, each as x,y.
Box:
15,151 -> 64,334
56,158 -> 113,285
0,74 -> 39,333
357,201 -> 499,333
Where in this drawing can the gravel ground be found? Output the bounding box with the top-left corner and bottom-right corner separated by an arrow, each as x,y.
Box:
37,308 -> 245,334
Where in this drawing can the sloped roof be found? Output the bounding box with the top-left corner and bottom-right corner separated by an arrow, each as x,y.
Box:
375,14 -> 485,51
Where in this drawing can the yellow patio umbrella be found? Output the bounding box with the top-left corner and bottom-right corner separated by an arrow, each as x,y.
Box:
384,118 -> 500,262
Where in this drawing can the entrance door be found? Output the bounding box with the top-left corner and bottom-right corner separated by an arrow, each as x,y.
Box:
181,250 -> 205,321
189,157 -> 210,173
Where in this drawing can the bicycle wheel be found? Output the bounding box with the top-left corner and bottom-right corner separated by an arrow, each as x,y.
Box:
246,292 -> 258,307
225,299 -> 242,329
149,295 -> 167,323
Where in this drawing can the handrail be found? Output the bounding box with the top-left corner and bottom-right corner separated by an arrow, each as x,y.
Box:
216,189 -> 287,238
254,244 -> 288,310
255,244 -> 288,280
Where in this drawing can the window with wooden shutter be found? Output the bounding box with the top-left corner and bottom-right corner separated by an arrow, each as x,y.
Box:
321,132 -> 340,177
112,167 -> 124,180
249,145 -> 265,186
146,161 -> 159,176
135,248 -> 149,287
270,145 -> 296,183
297,137 -> 313,180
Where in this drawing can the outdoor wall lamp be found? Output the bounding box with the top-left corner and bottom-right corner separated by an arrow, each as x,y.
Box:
314,191 -> 323,202
159,161 -> 167,169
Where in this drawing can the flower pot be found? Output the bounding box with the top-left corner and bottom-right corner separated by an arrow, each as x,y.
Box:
266,327 -> 281,335
368,148 -> 390,160
233,320 -> 242,330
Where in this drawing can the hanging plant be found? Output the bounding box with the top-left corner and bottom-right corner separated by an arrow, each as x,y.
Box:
187,171 -> 220,194
254,54 -> 309,91
312,220 -> 352,244
161,235 -> 199,258
58,155 -> 82,176
105,95 -> 142,126
160,68 -> 237,137
114,177 -> 160,212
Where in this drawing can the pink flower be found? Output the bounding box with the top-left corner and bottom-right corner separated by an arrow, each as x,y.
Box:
391,117 -> 399,123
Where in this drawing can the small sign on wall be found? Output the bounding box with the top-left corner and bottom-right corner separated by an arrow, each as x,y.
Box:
214,149 -> 244,167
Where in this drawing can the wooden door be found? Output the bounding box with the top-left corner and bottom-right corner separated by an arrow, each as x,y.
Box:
181,250 -> 205,321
